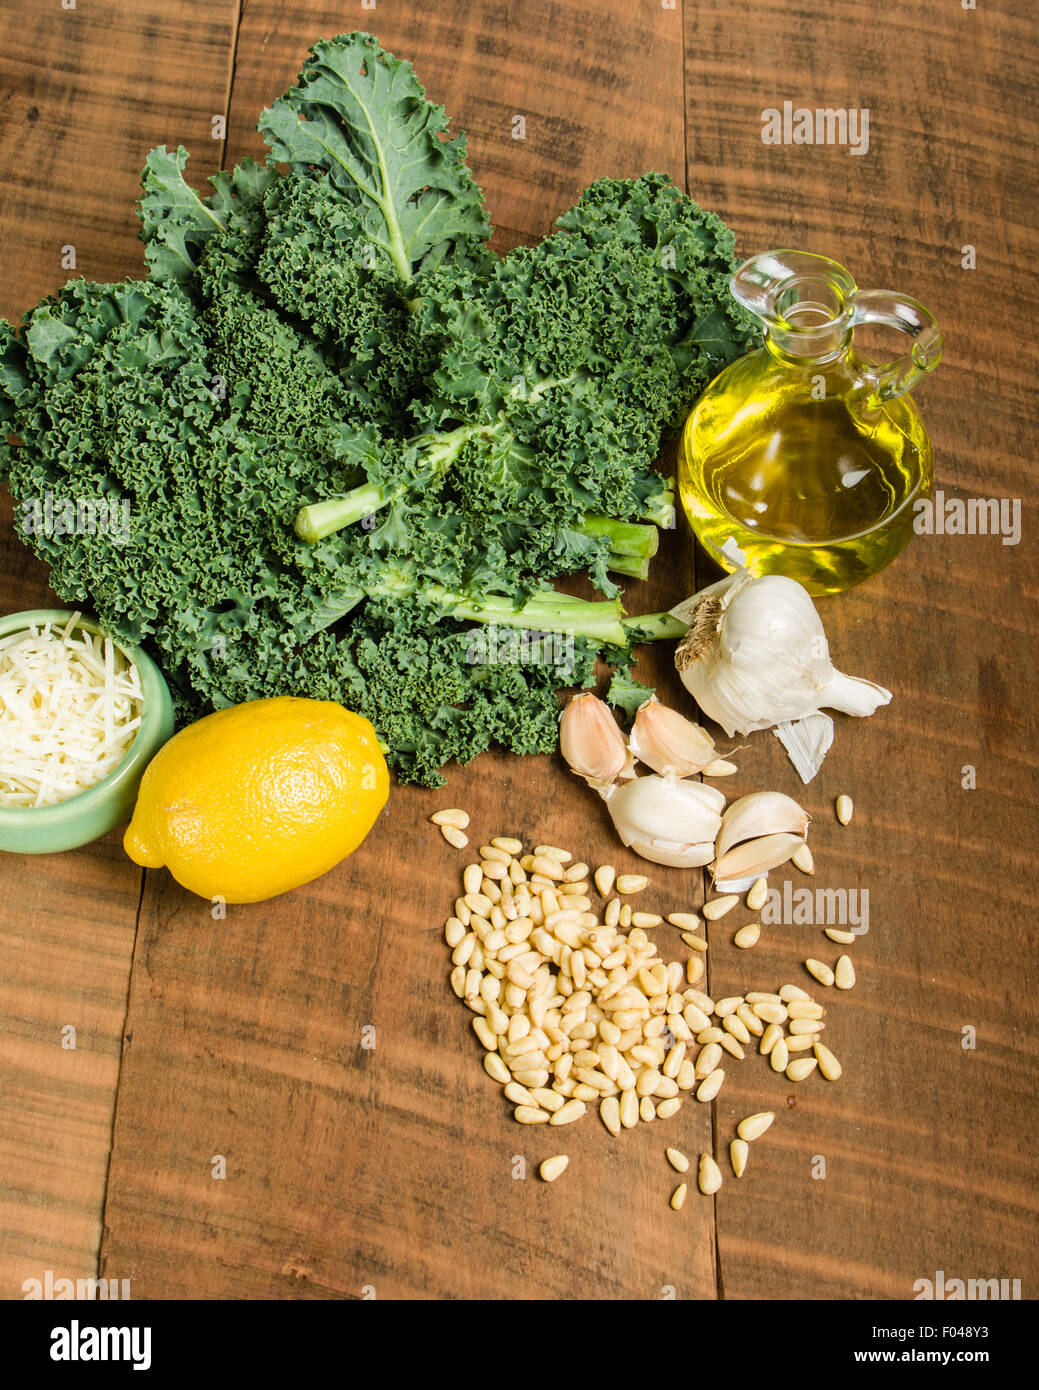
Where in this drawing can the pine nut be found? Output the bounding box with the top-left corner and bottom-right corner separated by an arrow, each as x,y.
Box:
667,912 -> 701,930
432,808 -> 470,828
789,1019 -> 824,1035
450,965 -> 465,998
441,825 -> 469,848
723,1015 -> 751,1045
752,1001 -> 788,1025
715,996 -> 743,1017
515,1105 -> 550,1124
730,1139 -> 749,1178
619,1089 -> 639,1128
779,984 -> 810,1002
535,845 -> 572,864
681,931 -> 708,951
836,794 -> 854,825
825,928 -> 856,944
484,1053 -> 510,1083
492,836 -> 523,854
676,1060 -> 696,1090
787,1000 -> 824,1019
805,959 -> 835,988
670,1182 -> 688,1211
792,843 -> 814,874
593,865 -> 616,897
531,856 -> 566,880
445,916 -> 466,948
540,1154 -> 569,1182
786,1057 -> 818,1082
769,1038 -> 788,1072
813,1041 -> 842,1080
600,1096 -> 621,1135
703,895 -> 738,920
480,845 -> 512,865
786,1034 -> 815,1052
695,1043 -> 723,1079
639,1096 -> 656,1121
746,877 -> 768,911
473,1017 -> 497,1050
834,955 -> 856,990
736,1003 -> 764,1037
463,863 -> 482,895
737,1111 -> 774,1141
686,956 -> 705,985
688,990 -> 715,1013
514,1068 -> 550,1088
604,898 -> 621,927
550,1098 -> 586,1125
758,1022 -> 783,1055
719,1034 -> 745,1060
619,904 -> 632,928
632,912 -> 662,929
734,923 -> 760,948
616,875 -> 649,895
696,1068 -> 725,1102
698,1154 -> 723,1195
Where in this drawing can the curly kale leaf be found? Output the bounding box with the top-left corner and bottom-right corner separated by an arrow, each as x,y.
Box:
607,667 -> 656,721
258,32 -> 490,283
139,146 -> 277,288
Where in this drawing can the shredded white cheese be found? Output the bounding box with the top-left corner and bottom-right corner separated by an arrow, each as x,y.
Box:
0,613 -> 143,808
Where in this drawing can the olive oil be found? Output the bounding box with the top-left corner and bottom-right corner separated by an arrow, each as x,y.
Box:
679,251 -> 942,595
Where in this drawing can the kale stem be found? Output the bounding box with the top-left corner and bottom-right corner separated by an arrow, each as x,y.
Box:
621,611 -> 687,641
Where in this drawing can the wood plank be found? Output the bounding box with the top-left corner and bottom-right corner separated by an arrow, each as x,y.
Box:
0,0 -> 238,1299
98,0 -> 709,1300
684,0 -> 1039,1298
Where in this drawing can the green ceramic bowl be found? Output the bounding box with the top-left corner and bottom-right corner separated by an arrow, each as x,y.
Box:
0,610 -> 174,854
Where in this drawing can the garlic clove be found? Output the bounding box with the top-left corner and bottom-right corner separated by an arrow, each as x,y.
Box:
715,791 -> 810,859
712,831 -> 806,882
559,692 -> 633,790
629,696 -> 718,778
606,774 -> 723,855
628,838 -> 718,869
702,758 -> 739,776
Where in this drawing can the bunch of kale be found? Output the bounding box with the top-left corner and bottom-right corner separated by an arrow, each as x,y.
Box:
0,33 -> 753,784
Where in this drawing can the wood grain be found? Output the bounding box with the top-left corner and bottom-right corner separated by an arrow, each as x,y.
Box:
0,0 -> 239,1299
684,0 -> 1039,1298
0,0 -> 1036,1302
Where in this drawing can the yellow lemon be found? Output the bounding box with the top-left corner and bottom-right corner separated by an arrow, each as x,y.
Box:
124,697 -> 389,902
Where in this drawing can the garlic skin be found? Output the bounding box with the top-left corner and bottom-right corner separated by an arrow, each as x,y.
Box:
606,775 -> 723,868
671,570 -> 892,737
629,696 -> 719,778
559,692 -> 633,789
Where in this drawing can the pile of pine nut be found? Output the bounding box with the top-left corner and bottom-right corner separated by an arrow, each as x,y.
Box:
433,811 -> 846,1198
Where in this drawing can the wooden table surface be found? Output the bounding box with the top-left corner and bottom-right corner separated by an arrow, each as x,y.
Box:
1,0 -> 1037,1301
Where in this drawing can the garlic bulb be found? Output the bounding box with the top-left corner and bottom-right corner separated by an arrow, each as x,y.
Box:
629,695 -> 720,778
559,692 -> 633,789
671,570 -> 892,738
606,775 -> 724,868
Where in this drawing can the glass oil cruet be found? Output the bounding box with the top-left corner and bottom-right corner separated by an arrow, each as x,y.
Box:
678,250 -> 943,594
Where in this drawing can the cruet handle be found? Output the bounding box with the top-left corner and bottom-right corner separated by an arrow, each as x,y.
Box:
851,290 -> 943,404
